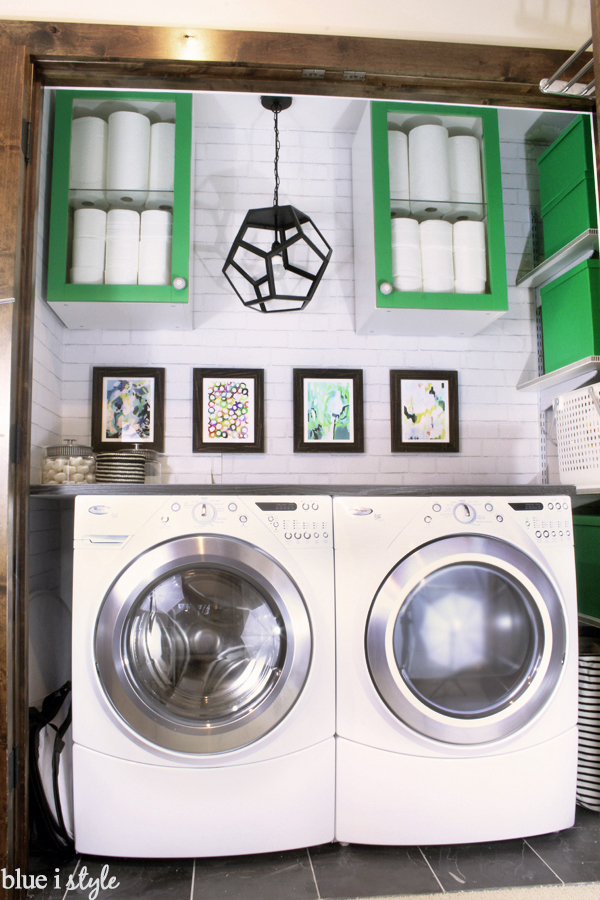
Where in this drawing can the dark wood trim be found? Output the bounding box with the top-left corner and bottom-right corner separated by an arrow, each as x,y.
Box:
0,20 -> 595,111
0,38 -> 28,300
0,33 -> 36,892
12,69 -> 41,882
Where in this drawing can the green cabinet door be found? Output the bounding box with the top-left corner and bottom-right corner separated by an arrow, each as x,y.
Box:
352,100 -> 508,336
47,90 -> 192,330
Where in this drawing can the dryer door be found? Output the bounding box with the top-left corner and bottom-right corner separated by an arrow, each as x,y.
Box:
366,534 -> 567,744
95,535 -> 311,753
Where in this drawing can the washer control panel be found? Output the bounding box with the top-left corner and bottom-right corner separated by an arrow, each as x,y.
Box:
420,497 -> 572,544
253,500 -> 332,546
151,496 -> 333,548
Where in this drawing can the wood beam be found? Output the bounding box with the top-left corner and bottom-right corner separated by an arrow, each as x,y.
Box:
0,20 -> 595,111
0,34 -> 35,892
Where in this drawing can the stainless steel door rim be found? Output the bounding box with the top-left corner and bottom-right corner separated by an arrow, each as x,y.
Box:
95,534 -> 312,753
366,534 -> 567,745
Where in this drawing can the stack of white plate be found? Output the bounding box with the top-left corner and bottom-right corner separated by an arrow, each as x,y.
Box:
577,654 -> 600,812
95,451 -> 146,484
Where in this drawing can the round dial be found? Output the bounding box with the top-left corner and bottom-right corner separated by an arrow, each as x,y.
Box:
453,502 -> 476,524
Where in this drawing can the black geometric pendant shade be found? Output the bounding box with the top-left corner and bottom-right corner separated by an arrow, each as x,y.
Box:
222,97 -> 332,313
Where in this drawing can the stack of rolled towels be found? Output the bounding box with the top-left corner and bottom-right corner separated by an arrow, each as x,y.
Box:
419,220 -> 454,293
68,109 -> 175,285
388,123 -> 483,220
391,217 -> 487,294
391,218 -> 421,292
70,208 -> 173,286
70,111 -> 175,211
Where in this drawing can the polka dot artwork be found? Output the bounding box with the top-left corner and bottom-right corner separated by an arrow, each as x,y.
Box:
205,380 -> 253,442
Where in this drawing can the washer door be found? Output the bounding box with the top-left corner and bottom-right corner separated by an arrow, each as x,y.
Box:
95,535 -> 312,753
366,535 -> 567,744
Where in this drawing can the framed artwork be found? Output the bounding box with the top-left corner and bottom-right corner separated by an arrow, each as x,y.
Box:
91,367 -> 165,452
293,368 -> 364,453
390,369 -> 459,453
193,368 -> 265,452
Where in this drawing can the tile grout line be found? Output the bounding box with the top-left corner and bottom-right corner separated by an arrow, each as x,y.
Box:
524,839 -> 565,885
189,858 -> 196,900
418,847 -> 446,894
306,848 -> 322,900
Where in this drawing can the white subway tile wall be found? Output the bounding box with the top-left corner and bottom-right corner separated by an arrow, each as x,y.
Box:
30,96 -> 549,487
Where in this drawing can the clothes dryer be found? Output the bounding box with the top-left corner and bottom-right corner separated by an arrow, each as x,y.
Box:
71,494 -> 334,857
334,494 -> 578,845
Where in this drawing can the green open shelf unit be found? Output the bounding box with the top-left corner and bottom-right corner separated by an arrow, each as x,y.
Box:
370,100 -> 508,314
47,89 -> 192,311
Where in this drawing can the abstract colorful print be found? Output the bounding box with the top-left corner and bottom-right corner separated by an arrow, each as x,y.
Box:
103,377 -> 154,442
203,379 -> 254,442
401,379 -> 448,442
304,379 -> 353,442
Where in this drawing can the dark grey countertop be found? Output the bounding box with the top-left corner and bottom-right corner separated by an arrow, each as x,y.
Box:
30,482 -> 577,497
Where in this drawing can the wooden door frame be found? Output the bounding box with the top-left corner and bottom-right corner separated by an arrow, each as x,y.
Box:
0,16 -> 597,894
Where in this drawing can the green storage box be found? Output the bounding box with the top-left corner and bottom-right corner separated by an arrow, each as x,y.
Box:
573,512 -> 600,621
541,171 -> 598,258
540,258 -> 600,373
537,116 -> 598,258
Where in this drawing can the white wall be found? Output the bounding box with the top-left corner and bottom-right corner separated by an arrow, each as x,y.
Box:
31,92 -> 63,465
0,0 -> 592,50
30,91 -> 573,488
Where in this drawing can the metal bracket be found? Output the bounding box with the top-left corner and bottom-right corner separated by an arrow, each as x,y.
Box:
540,37 -> 595,98
302,69 -> 325,79
21,119 -> 32,163
8,746 -> 18,792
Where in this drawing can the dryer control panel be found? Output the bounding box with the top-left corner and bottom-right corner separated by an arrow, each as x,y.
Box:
252,499 -> 332,547
420,497 -> 573,545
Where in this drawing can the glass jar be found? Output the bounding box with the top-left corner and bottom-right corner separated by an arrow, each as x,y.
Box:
42,440 -> 96,485
121,446 -> 162,484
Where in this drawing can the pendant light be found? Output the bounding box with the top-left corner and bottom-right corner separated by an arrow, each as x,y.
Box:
222,96 -> 332,313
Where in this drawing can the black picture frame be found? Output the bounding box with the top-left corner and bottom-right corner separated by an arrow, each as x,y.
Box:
91,366 -> 165,453
192,368 -> 265,453
293,368 -> 364,453
390,369 -> 459,453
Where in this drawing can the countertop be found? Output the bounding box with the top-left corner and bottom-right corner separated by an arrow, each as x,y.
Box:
30,482 -> 577,497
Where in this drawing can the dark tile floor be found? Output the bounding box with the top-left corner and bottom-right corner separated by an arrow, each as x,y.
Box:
24,805 -> 600,900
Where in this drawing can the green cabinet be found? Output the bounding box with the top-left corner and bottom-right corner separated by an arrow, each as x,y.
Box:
47,90 -> 192,330
573,512 -> 600,622
352,100 -> 508,336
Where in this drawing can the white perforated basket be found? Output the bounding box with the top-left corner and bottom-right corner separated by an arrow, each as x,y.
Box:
554,383 -> 600,488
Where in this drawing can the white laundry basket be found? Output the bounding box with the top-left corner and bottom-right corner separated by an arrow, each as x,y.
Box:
554,383 -> 600,489
577,654 -> 600,812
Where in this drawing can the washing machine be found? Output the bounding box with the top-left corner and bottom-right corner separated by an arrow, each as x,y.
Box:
334,493 -> 578,845
71,493 -> 335,857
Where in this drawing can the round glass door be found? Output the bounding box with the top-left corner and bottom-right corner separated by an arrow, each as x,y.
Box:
96,535 -> 312,753
366,535 -> 567,744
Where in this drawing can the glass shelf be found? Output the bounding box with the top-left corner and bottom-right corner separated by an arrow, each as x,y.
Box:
390,199 -> 486,223
69,189 -> 174,212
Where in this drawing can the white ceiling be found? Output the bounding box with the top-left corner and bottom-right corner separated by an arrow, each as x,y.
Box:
1,0 -> 592,51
